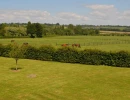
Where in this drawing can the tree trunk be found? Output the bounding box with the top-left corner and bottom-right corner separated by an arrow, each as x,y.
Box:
16,59 -> 18,70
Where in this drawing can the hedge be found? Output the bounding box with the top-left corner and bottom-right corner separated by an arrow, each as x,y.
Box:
53,47 -> 80,63
0,44 -> 12,57
0,44 -> 130,67
37,45 -> 55,61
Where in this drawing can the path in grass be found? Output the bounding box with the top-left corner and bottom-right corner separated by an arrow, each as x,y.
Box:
0,57 -> 130,100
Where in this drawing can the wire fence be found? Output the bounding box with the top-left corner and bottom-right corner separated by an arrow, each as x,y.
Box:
55,40 -> 130,47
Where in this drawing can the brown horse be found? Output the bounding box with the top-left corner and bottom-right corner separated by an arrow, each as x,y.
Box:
72,44 -> 81,48
23,42 -> 28,46
61,44 -> 69,47
11,40 -> 15,42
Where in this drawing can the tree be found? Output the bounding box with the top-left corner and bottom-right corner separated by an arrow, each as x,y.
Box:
0,23 -> 6,36
74,25 -> 82,35
9,44 -> 24,70
95,29 -> 99,35
27,21 -> 36,38
35,23 -> 43,37
68,24 -> 74,30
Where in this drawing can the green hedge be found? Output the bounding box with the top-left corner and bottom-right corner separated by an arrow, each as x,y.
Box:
0,44 -> 130,67
0,44 -> 12,57
79,49 -> 103,65
53,47 -> 79,63
37,45 -> 55,61
111,51 -> 130,67
24,45 -> 39,60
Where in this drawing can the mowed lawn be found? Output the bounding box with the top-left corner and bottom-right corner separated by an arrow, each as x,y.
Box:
0,57 -> 130,100
0,36 -> 130,51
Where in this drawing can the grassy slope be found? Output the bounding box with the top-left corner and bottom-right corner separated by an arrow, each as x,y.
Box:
0,57 -> 130,100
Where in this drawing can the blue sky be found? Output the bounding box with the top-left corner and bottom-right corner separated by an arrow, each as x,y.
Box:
0,0 -> 130,25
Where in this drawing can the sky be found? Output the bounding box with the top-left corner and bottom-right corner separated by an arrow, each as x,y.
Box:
0,0 -> 130,25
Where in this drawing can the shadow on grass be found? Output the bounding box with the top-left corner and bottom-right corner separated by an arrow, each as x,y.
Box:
10,67 -> 23,70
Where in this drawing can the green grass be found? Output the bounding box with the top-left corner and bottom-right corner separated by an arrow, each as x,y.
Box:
0,57 -> 130,100
0,36 -> 130,52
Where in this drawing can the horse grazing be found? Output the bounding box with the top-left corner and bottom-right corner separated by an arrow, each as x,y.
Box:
23,42 -> 28,46
11,40 -> 15,43
72,44 -> 81,48
61,44 -> 69,47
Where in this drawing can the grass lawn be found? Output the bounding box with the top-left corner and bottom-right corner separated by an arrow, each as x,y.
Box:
0,57 -> 130,100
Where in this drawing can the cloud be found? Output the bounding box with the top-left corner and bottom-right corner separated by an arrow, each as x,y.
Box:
0,10 -> 51,23
86,4 -> 115,10
0,10 -> 89,24
57,12 -> 89,21
90,11 -> 107,19
118,10 -> 130,20
84,4 -> 130,25
0,7 -> 130,25
85,4 -> 119,21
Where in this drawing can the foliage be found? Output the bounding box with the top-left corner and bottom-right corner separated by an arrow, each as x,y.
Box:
111,51 -> 130,67
0,42 -> 130,67
1,23 -> 130,38
53,47 -> 79,63
0,23 -> 6,36
79,49 -> 103,65
35,23 -> 43,37
1,22 -> 101,38
0,44 -> 12,57
27,21 -> 36,38
24,45 -> 39,59
38,45 -> 55,61
9,44 -> 25,70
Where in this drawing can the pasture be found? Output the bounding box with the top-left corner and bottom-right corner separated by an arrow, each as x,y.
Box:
0,57 -> 130,100
100,31 -> 130,35
0,36 -> 130,51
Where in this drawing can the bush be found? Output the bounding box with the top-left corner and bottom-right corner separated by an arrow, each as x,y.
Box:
0,44 -> 12,57
38,45 -> 55,61
53,47 -> 79,63
100,52 -> 114,66
111,51 -> 130,67
24,45 -> 39,60
79,49 -> 103,65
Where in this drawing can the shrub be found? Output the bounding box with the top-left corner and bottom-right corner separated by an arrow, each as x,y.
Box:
38,45 -> 55,61
0,44 -> 12,57
53,47 -> 79,63
79,49 -> 103,65
111,51 -> 130,67
24,45 -> 39,60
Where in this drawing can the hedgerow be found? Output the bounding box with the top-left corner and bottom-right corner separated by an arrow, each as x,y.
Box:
0,44 -> 130,67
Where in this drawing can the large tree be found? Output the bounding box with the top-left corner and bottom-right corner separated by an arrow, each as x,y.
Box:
27,21 -> 36,38
27,22 -> 43,38
35,23 -> 43,37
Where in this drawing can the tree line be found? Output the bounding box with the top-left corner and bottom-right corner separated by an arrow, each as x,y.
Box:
1,22 -> 130,38
2,22 -> 130,38
0,22 -> 99,38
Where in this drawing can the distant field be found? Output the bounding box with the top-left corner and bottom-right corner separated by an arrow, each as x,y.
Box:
100,31 -> 130,34
0,57 -> 130,100
0,36 -> 130,51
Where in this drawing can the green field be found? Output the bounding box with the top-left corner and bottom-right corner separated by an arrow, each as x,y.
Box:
0,57 -> 130,100
0,36 -> 130,52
